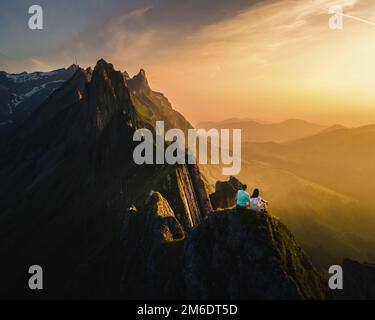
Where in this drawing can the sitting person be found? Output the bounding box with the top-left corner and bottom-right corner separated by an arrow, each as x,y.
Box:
250,188 -> 268,212
236,184 -> 251,211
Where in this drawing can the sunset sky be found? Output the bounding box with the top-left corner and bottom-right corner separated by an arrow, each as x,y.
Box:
1,0 -> 375,126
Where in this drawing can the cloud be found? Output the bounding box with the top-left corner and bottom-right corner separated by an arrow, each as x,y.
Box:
138,0 -> 369,73
124,6 -> 152,19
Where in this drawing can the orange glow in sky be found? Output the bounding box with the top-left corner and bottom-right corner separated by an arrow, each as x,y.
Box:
123,0 -> 375,126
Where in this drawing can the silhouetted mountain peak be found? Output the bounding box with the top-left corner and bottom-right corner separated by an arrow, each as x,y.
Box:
89,59 -> 138,131
95,58 -> 113,70
67,64 -> 80,73
127,68 -> 151,95
139,68 -> 147,78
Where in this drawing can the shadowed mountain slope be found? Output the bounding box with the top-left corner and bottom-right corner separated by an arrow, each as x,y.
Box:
0,60 -> 329,299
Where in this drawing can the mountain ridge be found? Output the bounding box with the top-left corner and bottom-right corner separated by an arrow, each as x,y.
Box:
0,64 -> 79,133
0,59 -> 350,300
197,118 -> 327,143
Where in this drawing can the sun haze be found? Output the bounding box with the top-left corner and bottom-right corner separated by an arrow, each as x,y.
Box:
1,0 -> 375,126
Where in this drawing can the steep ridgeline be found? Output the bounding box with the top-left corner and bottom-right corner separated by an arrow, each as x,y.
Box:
0,59 -> 326,300
0,65 -> 78,134
120,196 -> 327,299
0,59 -> 210,299
126,69 -> 192,132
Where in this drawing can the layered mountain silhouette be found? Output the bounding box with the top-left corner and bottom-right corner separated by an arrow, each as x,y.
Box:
0,59 -> 370,299
197,118 -> 327,143
202,124 -> 375,272
0,65 -> 78,134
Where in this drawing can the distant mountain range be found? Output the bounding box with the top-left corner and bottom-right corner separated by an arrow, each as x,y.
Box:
0,65 -> 78,132
202,124 -> 375,271
197,118 -> 340,143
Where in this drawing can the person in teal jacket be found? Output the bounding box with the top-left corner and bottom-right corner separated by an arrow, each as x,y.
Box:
236,184 -> 251,211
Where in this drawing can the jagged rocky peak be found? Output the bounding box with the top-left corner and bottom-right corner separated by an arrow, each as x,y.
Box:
86,59 -> 138,131
83,66 -> 93,82
136,68 -> 148,83
138,68 -> 147,79
13,59 -> 139,143
95,58 -> 113,69
122,71 -> 130,81
92,58 -> 124,85
67,63 -> 80,73
127,68 -> 152,95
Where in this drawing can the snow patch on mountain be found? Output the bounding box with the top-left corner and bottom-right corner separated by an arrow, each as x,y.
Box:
41,80 -> 65,89
8,81 -> 64,111
24,87 -> 41,98
5,71 -> 59,83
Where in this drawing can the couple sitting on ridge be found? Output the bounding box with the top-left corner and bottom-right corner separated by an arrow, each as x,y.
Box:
236,184 -> 268,213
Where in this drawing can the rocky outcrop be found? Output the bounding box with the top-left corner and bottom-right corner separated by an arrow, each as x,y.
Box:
120,192 -> 186,299
120,208 -> 327,300
89,59 -> 139,134
127,69 -> 152,96
126,69 -> 192,133
184,210 -> 327,300
144,191 -> 185,241
210,176 -> 243,209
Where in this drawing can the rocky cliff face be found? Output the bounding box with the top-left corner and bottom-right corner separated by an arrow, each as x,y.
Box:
0,59 -> 210,298
126,68 -> 192,133
210,176 -> 243,209
144,192 -> 185,241
0,59 -> 328,300
184,210 -> 327,299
